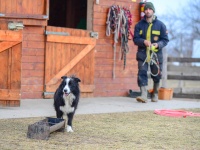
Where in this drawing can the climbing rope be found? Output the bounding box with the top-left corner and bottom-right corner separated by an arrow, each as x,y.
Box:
154,109 -> 200,118
106,5 -> 133,78
142,45 -> 160,76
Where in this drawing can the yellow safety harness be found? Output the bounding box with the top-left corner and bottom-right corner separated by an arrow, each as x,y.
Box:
143,22 -> 160,76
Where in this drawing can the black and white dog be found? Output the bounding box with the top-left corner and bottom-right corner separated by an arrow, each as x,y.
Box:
54,75 -> 81,132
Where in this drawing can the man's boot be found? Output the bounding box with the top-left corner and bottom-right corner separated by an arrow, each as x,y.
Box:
136,86 -> 148,103
151,83 -> 159,102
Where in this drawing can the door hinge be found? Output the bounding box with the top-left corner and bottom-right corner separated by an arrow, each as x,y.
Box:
45,31 -> 70,36
8,21 -> 24,30
43,15 -> 48,19
0,13 -> 5,17
90,32 -> 98,39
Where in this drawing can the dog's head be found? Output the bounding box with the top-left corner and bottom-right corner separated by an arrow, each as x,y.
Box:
60,75 -> 81,96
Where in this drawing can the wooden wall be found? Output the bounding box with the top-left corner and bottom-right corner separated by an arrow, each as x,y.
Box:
93,0 -> 140,97
21,26 -> 45,99
0,0 -> 141,99
0,0 -> 48,19
0,0 -> 47,99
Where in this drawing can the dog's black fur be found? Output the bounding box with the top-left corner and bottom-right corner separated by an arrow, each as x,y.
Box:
54,75 -> 81,132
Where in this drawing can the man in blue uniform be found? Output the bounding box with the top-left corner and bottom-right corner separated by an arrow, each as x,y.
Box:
133,2 -> 169,103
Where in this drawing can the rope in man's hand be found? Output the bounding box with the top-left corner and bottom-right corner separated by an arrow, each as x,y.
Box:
142,45 -> 160,76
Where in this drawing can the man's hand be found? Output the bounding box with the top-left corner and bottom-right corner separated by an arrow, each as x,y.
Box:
144,40 -> 151,47
151,43 -> 158,52
152,43 -> 158,48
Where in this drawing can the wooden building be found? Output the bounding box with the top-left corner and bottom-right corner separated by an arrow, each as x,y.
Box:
0,0 -> 140,106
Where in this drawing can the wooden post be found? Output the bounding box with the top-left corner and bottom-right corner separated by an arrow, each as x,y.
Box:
162,48 -> 167,88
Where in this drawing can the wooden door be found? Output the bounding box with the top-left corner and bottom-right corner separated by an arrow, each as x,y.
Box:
0,30 -> 22,107
44,26 -> 96,98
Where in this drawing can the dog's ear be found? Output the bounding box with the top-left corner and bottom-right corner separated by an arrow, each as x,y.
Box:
61,76 -> 67,80
74,77 -> 81,83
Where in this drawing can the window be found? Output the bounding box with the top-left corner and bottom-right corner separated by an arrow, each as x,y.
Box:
48,0 -> 87,29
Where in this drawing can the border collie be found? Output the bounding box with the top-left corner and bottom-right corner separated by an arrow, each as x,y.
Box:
54,75 -> 81,132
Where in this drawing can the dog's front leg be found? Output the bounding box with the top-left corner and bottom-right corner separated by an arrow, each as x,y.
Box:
67,112 -> 74,132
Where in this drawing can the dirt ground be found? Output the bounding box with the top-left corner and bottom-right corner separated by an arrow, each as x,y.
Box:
0,109 -> 200,150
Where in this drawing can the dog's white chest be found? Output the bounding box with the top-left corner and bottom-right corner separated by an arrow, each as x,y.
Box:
60,93 -> 75,114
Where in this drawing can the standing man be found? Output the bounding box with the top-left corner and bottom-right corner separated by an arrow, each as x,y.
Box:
133,2 -> 169,103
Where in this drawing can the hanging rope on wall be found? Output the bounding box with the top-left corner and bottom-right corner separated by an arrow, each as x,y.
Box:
106,5 -> 133,79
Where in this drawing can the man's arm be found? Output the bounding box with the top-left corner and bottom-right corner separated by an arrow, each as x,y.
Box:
157,23 -> 169,49
133,23 -> 147,48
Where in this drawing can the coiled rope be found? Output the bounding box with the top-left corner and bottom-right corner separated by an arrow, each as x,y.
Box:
143,45 -> 160,76
154,109 -> 200,118
106,5 -> 133,78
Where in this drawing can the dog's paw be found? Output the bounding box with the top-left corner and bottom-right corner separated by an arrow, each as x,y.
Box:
66,125 -> 74,132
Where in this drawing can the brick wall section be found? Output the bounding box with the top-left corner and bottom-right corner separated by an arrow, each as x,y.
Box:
93,0 -> 140,97
21,26 -> 45,99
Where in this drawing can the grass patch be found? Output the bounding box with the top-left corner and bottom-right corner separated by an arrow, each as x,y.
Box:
0,109 -> 200,150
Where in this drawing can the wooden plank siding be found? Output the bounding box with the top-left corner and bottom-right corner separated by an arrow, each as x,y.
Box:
93,0 -> 140,97
167,57 -> 200,80
0,0 -> 141,99
0,0 -> 47,17
21,26 -> 45,98
0,0 -> 48,26
1,2 -> 56,100
0,29 -> 22,106
168,75 -> 200,81
44,26 -> 95,98
168,57 -> 200,63
165,57 -> 200,99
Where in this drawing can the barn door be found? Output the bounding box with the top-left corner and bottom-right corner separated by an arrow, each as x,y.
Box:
0,30 -> 22,107
44,26 -> 96,98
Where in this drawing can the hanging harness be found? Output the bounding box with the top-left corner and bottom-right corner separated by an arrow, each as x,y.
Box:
106,5 -> 133,78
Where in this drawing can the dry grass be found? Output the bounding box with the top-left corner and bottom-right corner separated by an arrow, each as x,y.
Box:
0,109 -> 200,150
